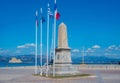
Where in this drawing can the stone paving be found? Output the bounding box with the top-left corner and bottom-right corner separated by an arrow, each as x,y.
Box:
0,66 -> 120,83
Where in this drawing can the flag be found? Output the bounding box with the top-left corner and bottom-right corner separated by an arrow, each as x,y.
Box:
56,12 -> 60,20
40,8 -> 45,23
41,17 -> 45,23
49,11 -> 54,18
54,3 -> 57,11
54,1 -> 60,20
36,11 -> 38,27
48,7 -> 54,18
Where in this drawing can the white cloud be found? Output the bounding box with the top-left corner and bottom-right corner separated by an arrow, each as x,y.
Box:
105,45 -> 120,58
108,45 -> 116,50
17,43 -> 35,49
72,49 -> 79,52
87,48 -> 92,51
86,48 -> 94,52
92,45 -> 101,49
17,46 -> 26,49
0,49 -> 10,55
106,45 -> 120,51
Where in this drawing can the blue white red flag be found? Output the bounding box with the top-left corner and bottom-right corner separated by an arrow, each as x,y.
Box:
54,2 -> 60,20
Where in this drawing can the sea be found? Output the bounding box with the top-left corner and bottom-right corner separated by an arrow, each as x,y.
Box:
0,55 -> 120,67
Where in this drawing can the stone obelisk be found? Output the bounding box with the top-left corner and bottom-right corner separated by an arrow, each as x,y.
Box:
47,22 -> 80,76
53,22 -> 74,75
55,22 -> 71,66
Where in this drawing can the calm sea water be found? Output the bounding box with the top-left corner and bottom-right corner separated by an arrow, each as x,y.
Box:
0,61 -> 119,67
0,55 -> 119,67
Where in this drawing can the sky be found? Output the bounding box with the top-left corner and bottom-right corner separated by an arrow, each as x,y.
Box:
0,0 -> 120,58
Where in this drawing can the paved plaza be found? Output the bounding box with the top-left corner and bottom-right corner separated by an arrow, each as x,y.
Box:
0,65 -> 120,83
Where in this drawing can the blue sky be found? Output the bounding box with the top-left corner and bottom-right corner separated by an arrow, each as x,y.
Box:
0,0 -> 120,58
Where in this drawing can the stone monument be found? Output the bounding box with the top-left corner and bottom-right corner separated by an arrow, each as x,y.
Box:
53,22 -> 76,75
47,22 -> 80,76
55,22 -> 71,66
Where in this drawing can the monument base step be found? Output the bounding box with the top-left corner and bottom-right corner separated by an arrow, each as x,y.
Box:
47,64 -> 81,76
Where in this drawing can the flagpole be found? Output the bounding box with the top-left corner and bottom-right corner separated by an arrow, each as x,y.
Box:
40,8 -> 43,76
53,0 -> 57,77
82,47 -> 84,64
35,11 -> 38,74
46,3 -> 50,77
50,24 -> 54,63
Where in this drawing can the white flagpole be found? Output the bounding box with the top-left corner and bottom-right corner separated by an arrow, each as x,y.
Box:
53,0 -> 57,77
35,11 -> 38,74
46,3 -> 50,77
50,24 -> 54,63
82,47 -> 84,64
40,8 -> 43,76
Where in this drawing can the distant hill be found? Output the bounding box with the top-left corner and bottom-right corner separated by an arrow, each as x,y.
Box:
72,55 -> 120,64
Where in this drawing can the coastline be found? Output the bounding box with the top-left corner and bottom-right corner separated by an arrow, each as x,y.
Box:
0,66 -> 35,69
0,64 -> 120,70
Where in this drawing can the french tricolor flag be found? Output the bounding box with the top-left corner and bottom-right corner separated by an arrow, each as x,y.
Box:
54,0 -> 60,20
